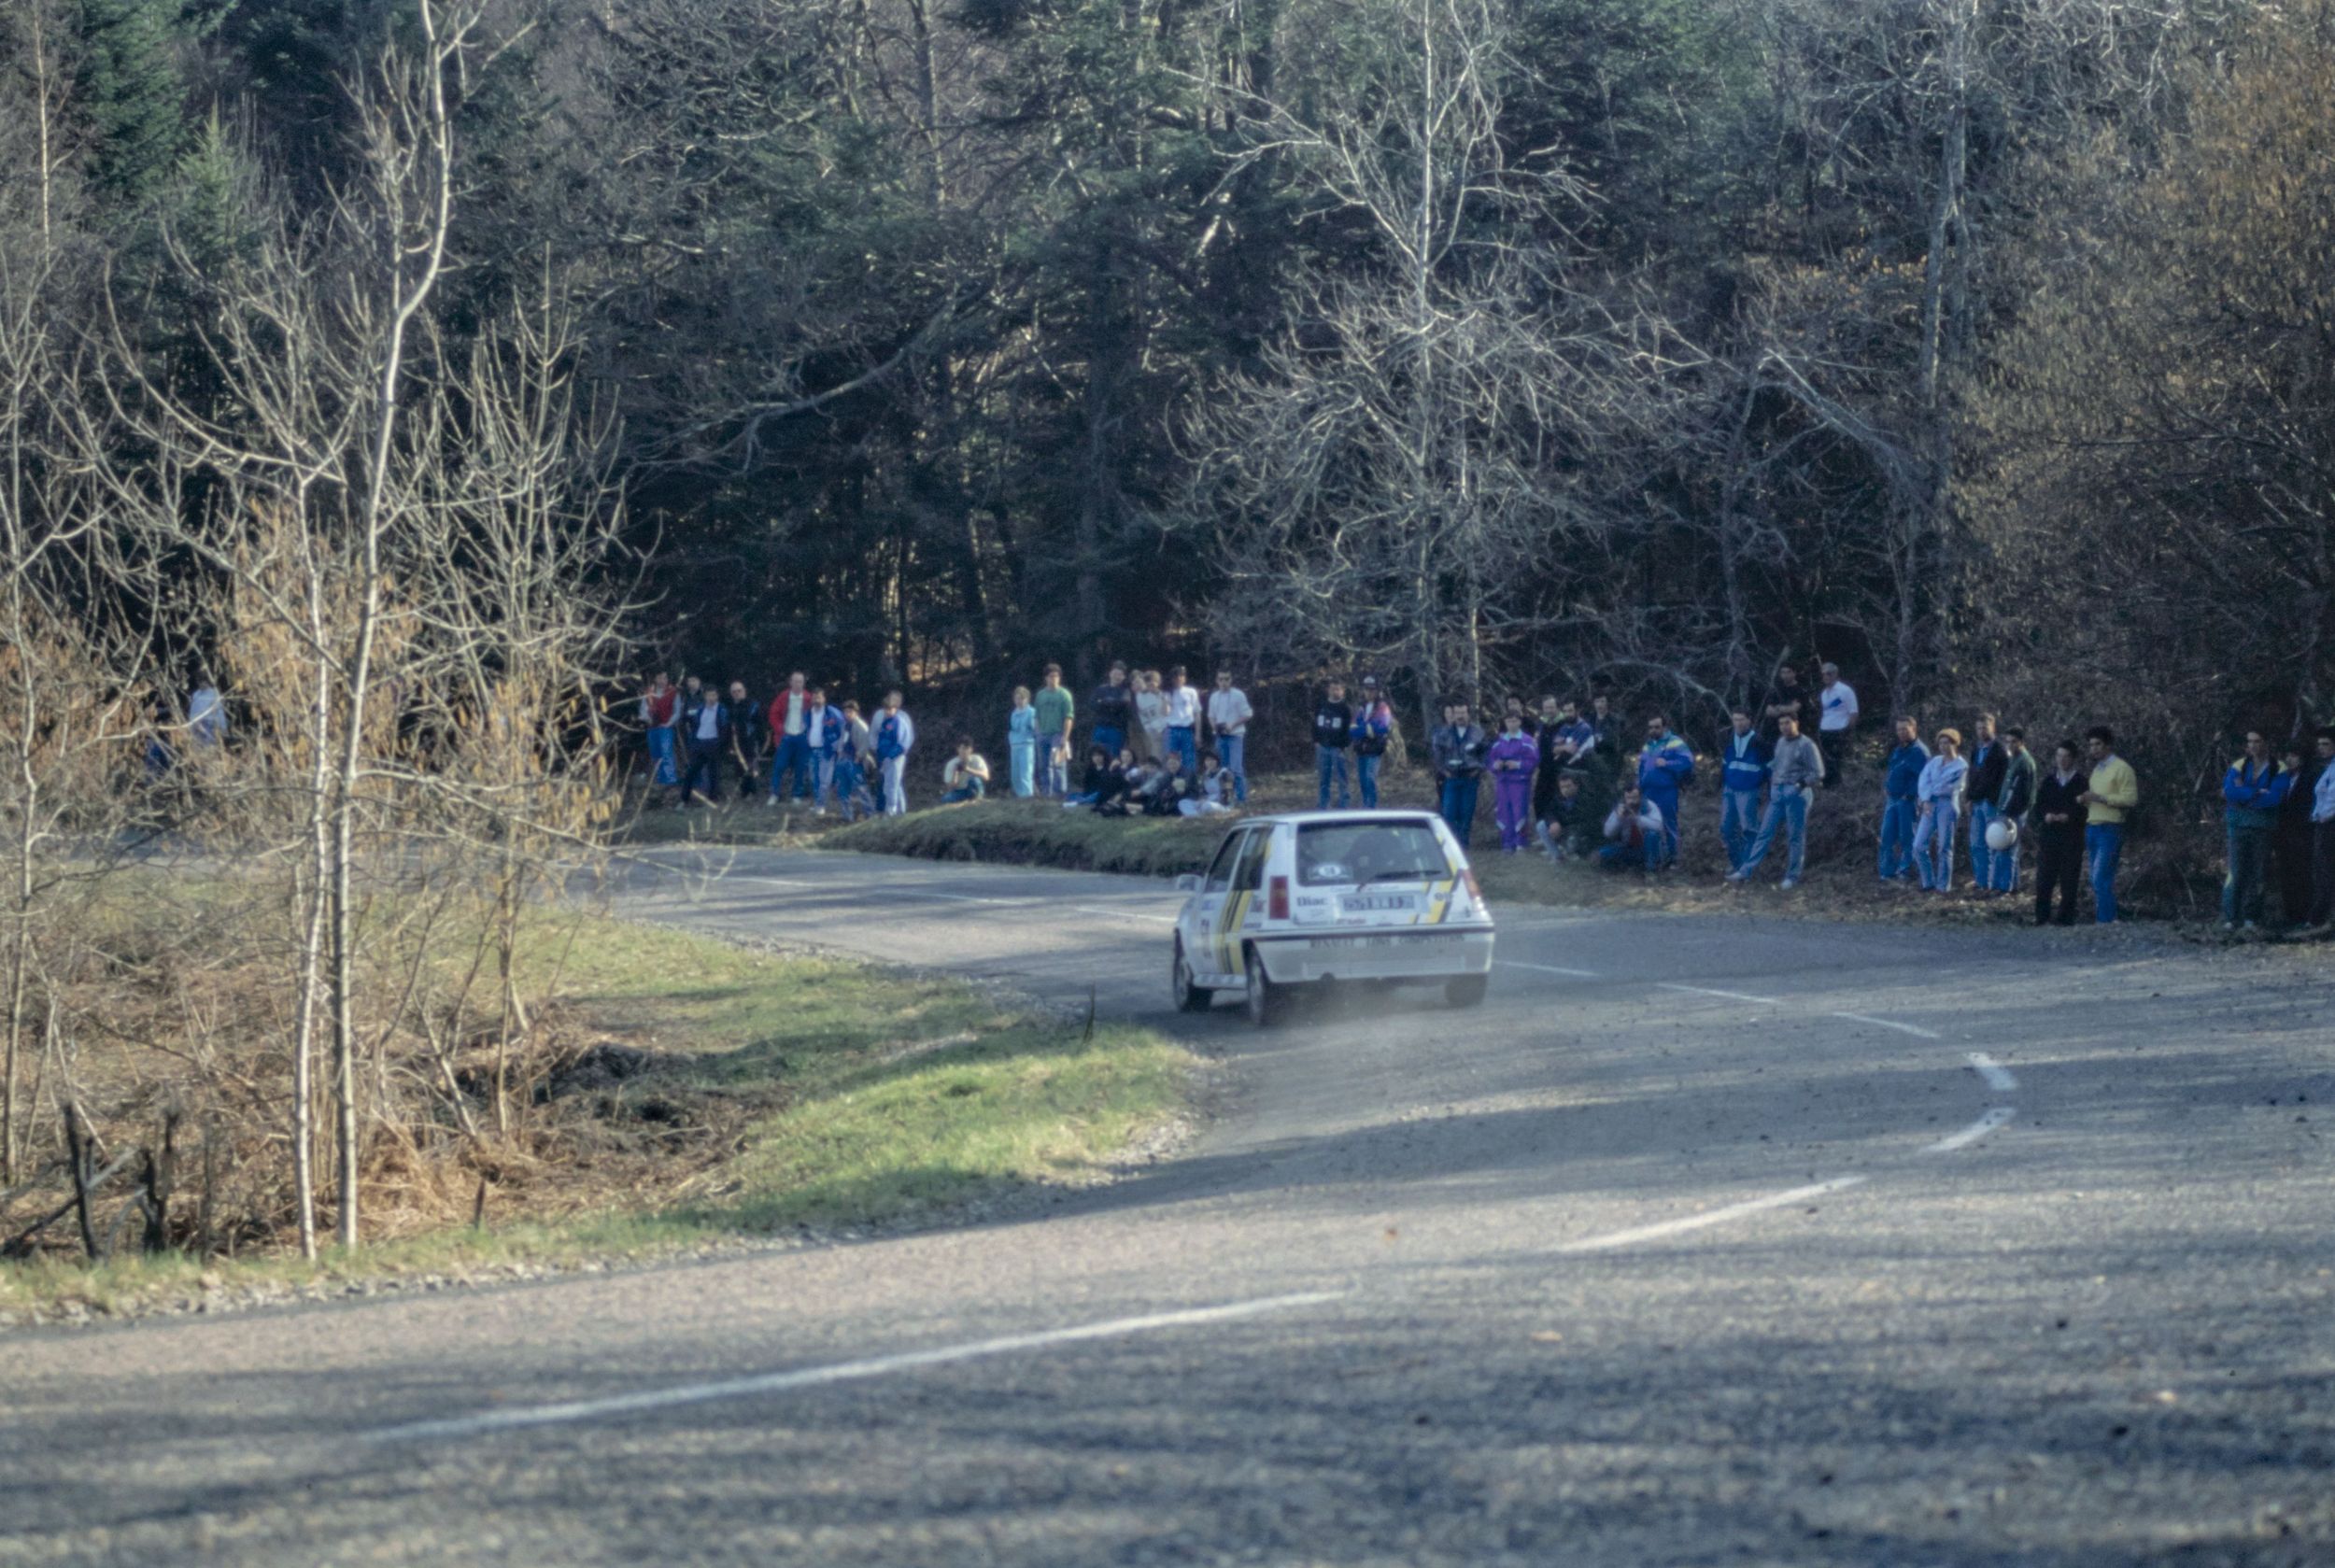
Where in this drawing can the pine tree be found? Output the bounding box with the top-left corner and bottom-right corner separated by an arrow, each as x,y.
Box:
76,0 -> 185,205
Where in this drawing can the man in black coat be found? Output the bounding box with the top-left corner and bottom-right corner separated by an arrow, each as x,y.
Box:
2029,739 -> 2089,926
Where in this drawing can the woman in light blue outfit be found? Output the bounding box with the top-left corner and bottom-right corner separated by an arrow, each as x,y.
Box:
1007,685 -> 1038,798
1912,727 -> 1968,892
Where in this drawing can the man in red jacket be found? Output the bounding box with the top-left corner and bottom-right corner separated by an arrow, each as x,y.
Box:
766,671 -> 812,804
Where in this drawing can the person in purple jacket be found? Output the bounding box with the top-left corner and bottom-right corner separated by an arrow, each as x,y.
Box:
1487,713 -> 1539,854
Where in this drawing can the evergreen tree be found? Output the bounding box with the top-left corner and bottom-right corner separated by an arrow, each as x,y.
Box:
76,0 -> 186,205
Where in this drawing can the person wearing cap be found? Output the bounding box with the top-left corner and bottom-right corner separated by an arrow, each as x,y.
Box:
1817,661 -> 1858,788
1351,676 -> 1394,808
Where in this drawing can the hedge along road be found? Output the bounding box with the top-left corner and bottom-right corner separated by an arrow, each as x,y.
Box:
4,849 -> 2330,1566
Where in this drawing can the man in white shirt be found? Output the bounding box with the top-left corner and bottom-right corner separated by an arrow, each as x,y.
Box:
1204,671 -> 1254,806
1162,666 -> 1202,777
766,671 -> 811,804
1818,661 -> 1859,788
2310,727 -> 2335,929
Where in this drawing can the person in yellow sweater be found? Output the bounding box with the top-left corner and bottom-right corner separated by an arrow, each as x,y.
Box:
2078,726 -> 2141,923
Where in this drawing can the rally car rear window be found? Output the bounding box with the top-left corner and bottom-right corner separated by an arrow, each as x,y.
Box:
1294,821 -> 1453,887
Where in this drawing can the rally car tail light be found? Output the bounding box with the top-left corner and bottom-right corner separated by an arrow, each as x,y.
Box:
1268,875 -> 1290,921
1462,869 -> 1481,904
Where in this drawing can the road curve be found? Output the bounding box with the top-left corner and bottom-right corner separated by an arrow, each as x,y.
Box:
3,847 -> 2329,1566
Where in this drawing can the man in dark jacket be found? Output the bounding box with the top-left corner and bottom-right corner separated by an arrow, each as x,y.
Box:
2030,740 -> 2089,925
1431,701 -> 1488,848
722,681 -> 764,798
2221,731 -> 2291,930
1988,727 -> 2038,896
1090,663 -> 1135,760
1313,681 -> 1354,811
1965,714 -> 2009,895
680,683 -> 729,806
1878,716 -> 1928,882
2274,741 -> 2320,927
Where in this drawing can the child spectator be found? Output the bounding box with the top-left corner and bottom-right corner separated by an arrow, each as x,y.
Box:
1008,686 -> 1038,798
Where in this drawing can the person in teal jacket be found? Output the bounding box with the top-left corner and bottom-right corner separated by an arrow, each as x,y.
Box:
1635,714 -> 1696,868
2221,730 -> 2292,929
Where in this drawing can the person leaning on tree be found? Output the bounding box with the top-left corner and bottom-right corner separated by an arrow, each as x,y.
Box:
2030,740 -> 2089,926
2219,729 -> 2289,931
2079,727 -> 2139,924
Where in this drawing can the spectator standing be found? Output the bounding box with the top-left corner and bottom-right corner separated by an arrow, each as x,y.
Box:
1717,708 -> 1773,871
1205,671 -> 1254,805
1727,711 -> 1821,888
1351,677 -> 1394,808
188,677 -> 227,750
875,691 -> 916,815
1989,727 -> 2038,895
641,672 -> 679,795
1599,784 -> 1665,872
1965,714 -> 2008,893
1531,698 -> 1569,838
1033,665 -> 1075,797
1912,727 -> 1967,892
1585,693 -> 1618,754
723,681 -> 765,799
2275,742 -> 2320,928
2030,741 -> 2088,925
1091,663 -> 1134,759
1817,662 -> 1858,787
803,685 -> 845,812
1312,681 -> 1354,811
681,682 -> 729,805
2078,727 -> 2139,923
1763,663 -> 1816,738
1878,717 -> 1928,882
1501,695 -> 1535,737
1135,670 -> 1169,762
2219,730 -> 2289,931
1430,700 -> 1488,848
1487,713 -> 1538,854
1007,686 -> 1038,798
940,738 -> 991,803
2309,728 -> 2335,929
835,701 -> 875,821
1162,667 -> 1202,776
1635,714 -> 1695,869
766,672 -> 813,803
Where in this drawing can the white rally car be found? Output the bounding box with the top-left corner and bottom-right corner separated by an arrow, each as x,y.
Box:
1170,811 -> 1495,1025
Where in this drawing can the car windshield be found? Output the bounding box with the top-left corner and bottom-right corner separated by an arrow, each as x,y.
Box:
1295,821 -> 1453,888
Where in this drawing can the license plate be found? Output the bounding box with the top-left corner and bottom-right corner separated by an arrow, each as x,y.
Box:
1312,934 -> 1403,949
1340,893 -> 1421,913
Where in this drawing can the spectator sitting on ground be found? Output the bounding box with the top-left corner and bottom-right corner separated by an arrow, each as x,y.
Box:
1067,744 -> 1120,809
1187,751 -> 1235,815
1137,750 -> 1187,815
940,737 -> 992,804
1599,784 -> 1665,873
1540,771 -> 1588,861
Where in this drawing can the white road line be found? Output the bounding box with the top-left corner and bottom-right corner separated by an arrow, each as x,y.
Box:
1497,960 -> 1602,979
1923,1106 -> 2015,1154
1071,906 -> 1180,925
1657,982 -> 1781,1005
734,875 -> 818,890
1551,1176 -> 1867,1254
362,1292 -> 1348,1446
1829,1010 -> 1943,1040
1967,1052 -> 2017,1091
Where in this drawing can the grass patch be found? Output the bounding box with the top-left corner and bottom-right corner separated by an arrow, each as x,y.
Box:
826,797 -> 1230,878
0,910 -> 1192,1326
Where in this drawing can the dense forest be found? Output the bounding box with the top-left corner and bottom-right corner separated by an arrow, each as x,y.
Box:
7,0 -> 2334,756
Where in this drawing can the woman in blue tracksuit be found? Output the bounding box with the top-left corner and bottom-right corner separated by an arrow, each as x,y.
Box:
1912,727 -> 1968,892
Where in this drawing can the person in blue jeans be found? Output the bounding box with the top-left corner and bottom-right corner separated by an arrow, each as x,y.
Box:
2219,729 -> 2290,929
1985,727 -> 2037,894
1728,712 -> 1822,888
1431,700 -> 1487,848
1716,708 -> 1772,870
1312,680 -> 1353,810
2080,727 -> 2140,922
1964,713 -> 2006,891
1351,677 -> 1394,808
1877,716 -> 1928,881
1635,714 -> 1695,869
1912,727 -> 1968,891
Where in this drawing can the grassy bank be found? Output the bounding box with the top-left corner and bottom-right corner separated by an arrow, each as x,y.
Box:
0,912 -> 1192,1326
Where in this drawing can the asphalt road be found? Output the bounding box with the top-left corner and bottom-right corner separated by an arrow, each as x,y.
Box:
4,846 -> 2330,1566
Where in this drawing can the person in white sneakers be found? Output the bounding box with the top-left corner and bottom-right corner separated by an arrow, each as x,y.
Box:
1205,670 -> 1253,805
